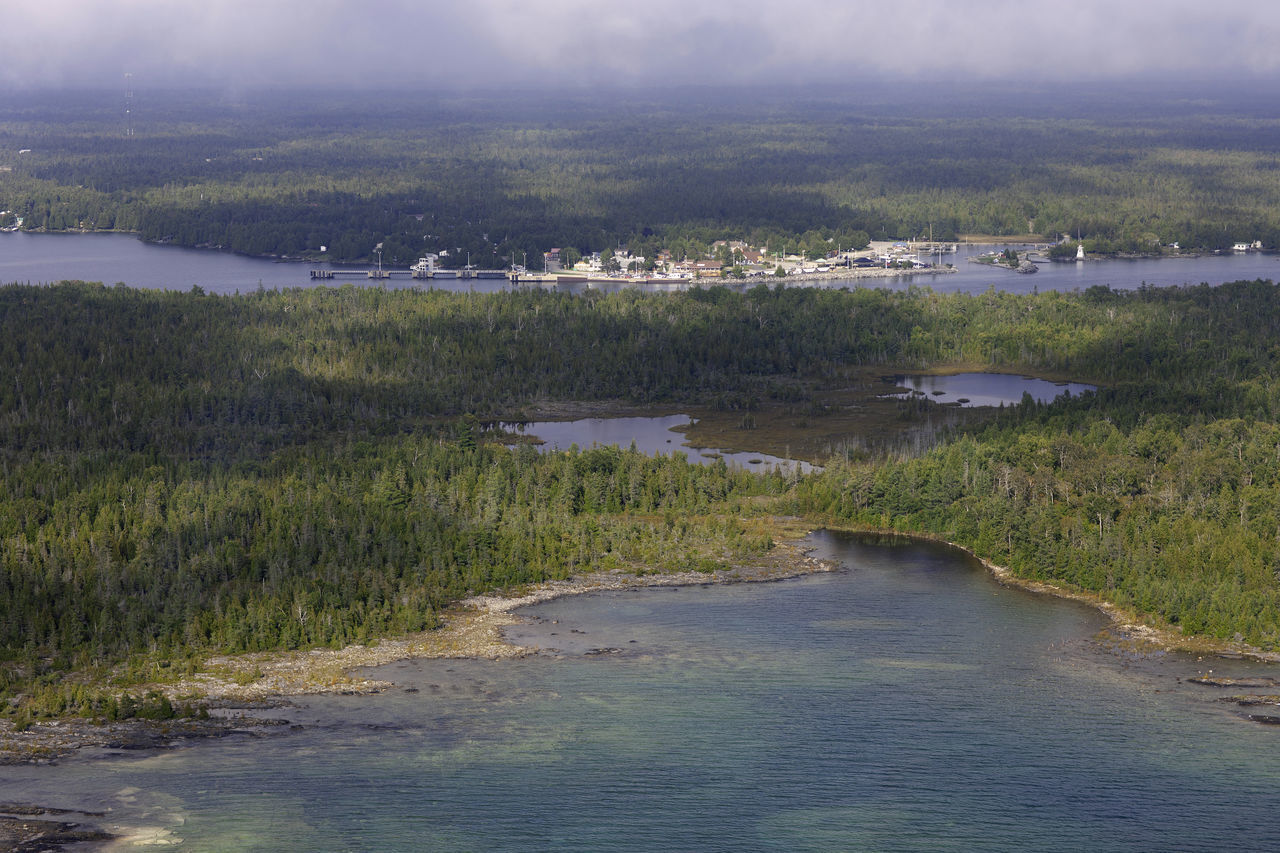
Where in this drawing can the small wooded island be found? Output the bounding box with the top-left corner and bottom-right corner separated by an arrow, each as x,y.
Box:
2,279 -> 1279,743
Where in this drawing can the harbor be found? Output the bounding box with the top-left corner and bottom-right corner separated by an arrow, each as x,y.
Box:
308,268 -> 512,281
6,231 -> 1279,297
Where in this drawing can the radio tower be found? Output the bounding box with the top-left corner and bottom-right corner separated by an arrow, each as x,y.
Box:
124,72 -> 135,137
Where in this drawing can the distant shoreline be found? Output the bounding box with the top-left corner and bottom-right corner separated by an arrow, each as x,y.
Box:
3,230 -> 960,282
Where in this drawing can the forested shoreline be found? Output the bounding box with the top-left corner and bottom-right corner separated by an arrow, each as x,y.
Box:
4,279 -> 1280,722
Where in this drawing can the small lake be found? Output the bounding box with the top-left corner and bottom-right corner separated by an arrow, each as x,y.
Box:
889,373 -> 1097,407
503,373 -> 1094,469
503,415 -> 814,474
4,531 -> 1279,851
4,231 -> 1280,295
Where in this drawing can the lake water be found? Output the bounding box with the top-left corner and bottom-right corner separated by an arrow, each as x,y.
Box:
4,231 -> 1280,295
889,373 -> 1097,407
504,372 -> 1094,470
504,415 -> 814,474
821,243 -> 1280,294
4,531 -> 1279,851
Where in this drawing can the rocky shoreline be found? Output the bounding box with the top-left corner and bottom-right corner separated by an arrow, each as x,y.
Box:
0,534 -> 835,850
901,529 -> 1280,720
9,522 -> 1276,766
0,534 -> 834,766
4,525 -> 1278,849
827,525 -> 1280,729
0,805 -> 115,852
975,553 -> 1280,664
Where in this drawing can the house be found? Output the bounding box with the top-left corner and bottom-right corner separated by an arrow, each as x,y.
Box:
674,260 -> 723,278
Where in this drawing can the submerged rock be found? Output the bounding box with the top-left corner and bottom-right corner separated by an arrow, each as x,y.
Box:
1189,676 -> 1280,688
1216,694 -> 1280,706
0,807 -> 114,852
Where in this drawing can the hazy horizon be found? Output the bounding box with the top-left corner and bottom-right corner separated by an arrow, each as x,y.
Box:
3,1 -> 1277,93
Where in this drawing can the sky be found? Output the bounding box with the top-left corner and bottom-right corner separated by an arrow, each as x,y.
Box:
2,0 -> 1278,91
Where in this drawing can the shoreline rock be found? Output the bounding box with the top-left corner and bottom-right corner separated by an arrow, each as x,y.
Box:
0,809 -> 114,852
13,521 -> 1278,765
0,534 -> 834,764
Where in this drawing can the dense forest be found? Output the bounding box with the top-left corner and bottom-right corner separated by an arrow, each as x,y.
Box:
5,279 -> 1280,721
5,85 -> 1280,263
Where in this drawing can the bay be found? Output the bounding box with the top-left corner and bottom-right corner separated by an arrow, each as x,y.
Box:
4,231 -> 1280,295
3,532 -> 1277,852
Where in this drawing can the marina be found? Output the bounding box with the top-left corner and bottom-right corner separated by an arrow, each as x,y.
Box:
6,231 -> 1280,296
307,267 -> 512,280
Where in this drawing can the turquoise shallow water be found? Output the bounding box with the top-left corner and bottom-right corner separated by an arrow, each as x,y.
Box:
4,532 -> 1279,851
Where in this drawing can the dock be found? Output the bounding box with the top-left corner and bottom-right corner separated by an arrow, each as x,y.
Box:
509,273 -> 562,284
309,268 -> 512,281
306,269 -> 705,287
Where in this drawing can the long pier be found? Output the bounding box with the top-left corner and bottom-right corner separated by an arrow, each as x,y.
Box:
308,268 -> 512,281
307,269 -> 699,286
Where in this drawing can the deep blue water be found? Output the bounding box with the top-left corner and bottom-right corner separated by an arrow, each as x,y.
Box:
3,532 -> 1277,851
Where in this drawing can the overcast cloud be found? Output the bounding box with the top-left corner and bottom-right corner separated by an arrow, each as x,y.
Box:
3,0 -> 1277,90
